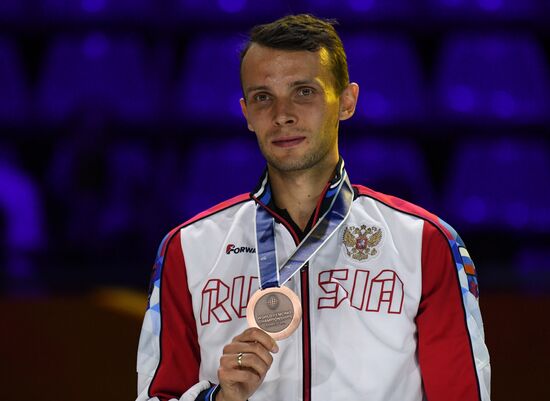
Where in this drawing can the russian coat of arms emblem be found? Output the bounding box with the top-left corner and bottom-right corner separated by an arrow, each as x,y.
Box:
342,225 -> 383,261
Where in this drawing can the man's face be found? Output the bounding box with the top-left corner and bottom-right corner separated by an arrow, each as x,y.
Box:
240,44 -> 357,173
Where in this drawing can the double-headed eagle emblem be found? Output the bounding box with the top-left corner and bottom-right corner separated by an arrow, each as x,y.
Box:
342,225 -> 383,261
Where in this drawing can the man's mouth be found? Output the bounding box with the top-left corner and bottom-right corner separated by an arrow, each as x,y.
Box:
272,136 -> 306,148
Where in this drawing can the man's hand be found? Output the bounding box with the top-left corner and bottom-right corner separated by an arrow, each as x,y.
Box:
216,327 -> 279,401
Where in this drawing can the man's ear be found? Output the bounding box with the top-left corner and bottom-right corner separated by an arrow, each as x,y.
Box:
240,98 -> 254,132
338,83 -> 360,121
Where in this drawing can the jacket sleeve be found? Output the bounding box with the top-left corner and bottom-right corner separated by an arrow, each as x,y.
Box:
416,221 -> 491,401
136,229 -> 215,401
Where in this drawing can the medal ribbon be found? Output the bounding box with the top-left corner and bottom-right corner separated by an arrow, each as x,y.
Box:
255,169 -> 354,290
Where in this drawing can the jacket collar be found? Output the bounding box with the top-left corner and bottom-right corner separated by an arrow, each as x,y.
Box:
250,157 -> 346,241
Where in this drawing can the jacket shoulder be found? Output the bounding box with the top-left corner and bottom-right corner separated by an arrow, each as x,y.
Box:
354,184 -> 460,243
182,193 -> 252,227
157,193 -> 253,257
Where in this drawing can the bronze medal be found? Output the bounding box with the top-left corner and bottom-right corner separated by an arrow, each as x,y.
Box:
246,286 -> 302,341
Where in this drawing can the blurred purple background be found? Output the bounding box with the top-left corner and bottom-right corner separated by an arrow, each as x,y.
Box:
2,0 -> 549,295
1,1 -> 549,399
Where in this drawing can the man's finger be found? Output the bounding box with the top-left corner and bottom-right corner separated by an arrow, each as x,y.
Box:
220,351 -> 269,378
223,341 -> 274,367
218,364 -> 262,388
233,327 -> 279,353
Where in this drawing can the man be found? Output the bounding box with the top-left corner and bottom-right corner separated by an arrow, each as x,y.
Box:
137,14 -> 491,401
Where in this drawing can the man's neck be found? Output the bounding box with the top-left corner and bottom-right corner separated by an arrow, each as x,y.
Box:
268,158 -> 338,232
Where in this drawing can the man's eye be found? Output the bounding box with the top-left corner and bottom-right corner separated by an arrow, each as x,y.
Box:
297,87 -> 314,96
253,93 -> 270,102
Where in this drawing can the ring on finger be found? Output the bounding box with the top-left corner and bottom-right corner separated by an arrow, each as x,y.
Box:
237,352 -> 244,368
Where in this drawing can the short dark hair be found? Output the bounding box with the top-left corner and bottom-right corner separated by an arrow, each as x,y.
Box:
240,14 -> 349,95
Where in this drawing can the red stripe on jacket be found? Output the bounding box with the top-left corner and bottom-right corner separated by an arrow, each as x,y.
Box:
417,222 -> 480,400
150,230 -> 201,400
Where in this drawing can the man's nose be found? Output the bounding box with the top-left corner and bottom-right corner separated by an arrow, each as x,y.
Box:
272,99 -> 297,126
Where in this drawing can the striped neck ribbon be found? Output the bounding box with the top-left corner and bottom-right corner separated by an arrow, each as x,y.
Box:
255,168 -> 354,289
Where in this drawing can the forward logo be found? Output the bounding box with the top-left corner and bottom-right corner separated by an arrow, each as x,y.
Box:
226,243 -> 256,255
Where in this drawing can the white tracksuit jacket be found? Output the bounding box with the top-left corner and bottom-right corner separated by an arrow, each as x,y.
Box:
136,167 -> 491,401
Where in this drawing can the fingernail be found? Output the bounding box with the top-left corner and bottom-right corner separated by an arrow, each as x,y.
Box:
272,343 -> 279,353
